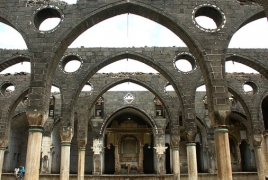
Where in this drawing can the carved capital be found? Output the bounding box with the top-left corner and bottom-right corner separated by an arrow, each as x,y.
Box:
0,138 -> 8,148
154,146 -> 167,155
210,110 -> 230,127
91,138 -> 103,154
77,140 -> 87,150
252,134 -> 263,147
60,126 -> 73,144
26,111 -> 47,127
186,131 -> 196,142
171,134 -> 180,148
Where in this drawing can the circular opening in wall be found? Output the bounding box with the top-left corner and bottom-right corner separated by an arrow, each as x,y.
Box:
243,81 -> 258,94
174,53 -> 196,73
62,55 -> 82,73
82,83 -> 93,92
33,7 -> 62,32
1,82 -> 15,96
193,5 -> 226,32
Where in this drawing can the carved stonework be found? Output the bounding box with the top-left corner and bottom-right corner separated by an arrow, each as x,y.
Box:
252,134 -> 263,147
171,135 -> 180,148
154,145 -> 167,155
92,138 -> 103,154
60,126 -> 73,144
186,131 -> 196,142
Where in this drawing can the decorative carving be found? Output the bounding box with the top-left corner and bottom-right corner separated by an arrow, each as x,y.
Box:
154,145 -> 167,155
59,126 -> 73,144
91,138 -> 103,154
186,131 -> 196,142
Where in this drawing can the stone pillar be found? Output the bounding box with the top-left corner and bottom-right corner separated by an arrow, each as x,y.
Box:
24,128 -> 43,180
207,131 -> 216,174
253,134 -> 268,180
214,128 -> 233,180
91,138 -> 103,175
254,145 -> 267,180
0,148 -> 5,180
154,134 -> 167,174
77,141 -> 86,180
138,144 -> 144,173
60,127 -> 73,180
187,143 -> 198,180
0,139 -> 8,180
114,145 -> 120,174
171,125 -> 180,180
41,136 -> 52,174
172,148 -> 180,180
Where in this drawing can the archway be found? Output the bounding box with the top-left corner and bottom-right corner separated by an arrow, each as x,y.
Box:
103,107 -> 154,174
239,140 -> 251,171
3,112 -> 28,173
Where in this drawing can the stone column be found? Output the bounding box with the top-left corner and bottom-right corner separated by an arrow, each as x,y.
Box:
91,138 -> 103,175
254,145 -> 266,180
172,148 -> 180,180
154,134 -> 167,174
138,144 -> 144,173
0,148 -> 5,180
41,136 -> 52,174
60,127 -> 73,180
207,131 -> 216,174
187,143 -> 198,180
114,145 -> 120,174
214,128 -> 233,180
0,139 -> 8,180
171,125 -> 180,180
253,134 -> 268,180
77,141 -> 86,180
24,128 -> 43,180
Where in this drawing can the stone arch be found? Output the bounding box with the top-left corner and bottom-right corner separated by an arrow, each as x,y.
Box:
73,51 -> 183,108
100,106 -> 158,136
195,117 -> 208,143
229,111 -> 250,128
0,55 -> 31,73
228,134 -> 240,171
7,88 -> 29,121
86,77 -> 179,124
195,117 -> 208,172
50,1 -> 211,108
261,95 -> 268,130
226,9 -> 266,47
0,14 -> 29,49
55,1 -> 200,57
226,54 -> 268,79
228,87 -> 251,123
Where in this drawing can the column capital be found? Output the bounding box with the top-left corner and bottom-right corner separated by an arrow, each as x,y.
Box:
154,146 -> 167,155
186,131 -> 196,142
252,134 -> 263,147
171,134 -> 180,148
0,138 -> 8,148
77,140 -> 87,150
26,111 -> 47,127
210,110 -> 230,127
60,126 -> 73,144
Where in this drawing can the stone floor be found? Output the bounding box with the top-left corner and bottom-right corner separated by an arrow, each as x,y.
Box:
1,172 -> 259,180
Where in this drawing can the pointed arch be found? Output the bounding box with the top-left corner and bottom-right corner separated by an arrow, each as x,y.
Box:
99,106 -> 158,135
